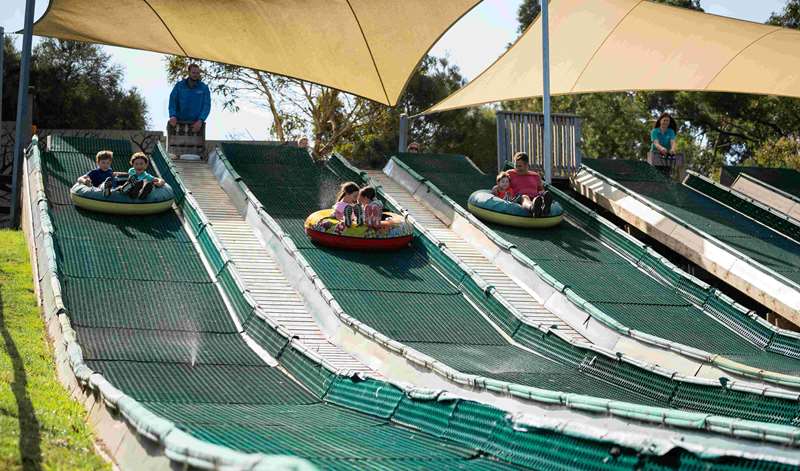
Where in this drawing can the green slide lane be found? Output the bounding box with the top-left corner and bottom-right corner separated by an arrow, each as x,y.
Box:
40,136 -> 539,470
223,143 -> 653,405
392,153 -> 800,378
223,143 -> 800,426
683,172 -> 800,244
584,159 -> 800,286
722,166 -> 800,199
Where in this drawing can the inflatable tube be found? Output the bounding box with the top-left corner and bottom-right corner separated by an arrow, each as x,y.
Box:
70,182 -> 175,215
304,209 -> 413,251
467,190 -> 563,228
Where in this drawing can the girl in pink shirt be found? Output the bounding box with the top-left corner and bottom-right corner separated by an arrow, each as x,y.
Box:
333,181 -> 363,227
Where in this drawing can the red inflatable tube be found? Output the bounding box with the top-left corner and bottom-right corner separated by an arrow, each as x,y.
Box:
306,228 -> 412,251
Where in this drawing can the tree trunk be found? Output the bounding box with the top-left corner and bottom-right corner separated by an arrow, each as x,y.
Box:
256,72 -> 285,142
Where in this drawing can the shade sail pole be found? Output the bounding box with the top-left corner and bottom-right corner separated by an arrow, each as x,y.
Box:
1,27 -> 4,128
10,0 -> 36,228
541,0 -> 552,184
398,113 -> 409,152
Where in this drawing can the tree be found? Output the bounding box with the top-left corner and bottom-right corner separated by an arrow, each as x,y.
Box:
167,57 -> 381,159
168,53 -> 497,170
2,36 -> 21,123
516,1 -> 540,34
748,136 -> 800,170
2,39 -> 147,130
341,56 -> 497,171
768,0 -> 800,28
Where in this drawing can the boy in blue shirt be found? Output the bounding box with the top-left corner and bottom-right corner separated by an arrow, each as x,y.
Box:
116,152 -> 165,199
77,150 -> 115,196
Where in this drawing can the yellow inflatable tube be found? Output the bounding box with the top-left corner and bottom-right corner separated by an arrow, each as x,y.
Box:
70,182 -> 175,215
70,193 -> 174,215
467,203 -> 563,228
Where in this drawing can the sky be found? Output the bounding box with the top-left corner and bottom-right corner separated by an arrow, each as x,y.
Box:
0,0 -> 790,139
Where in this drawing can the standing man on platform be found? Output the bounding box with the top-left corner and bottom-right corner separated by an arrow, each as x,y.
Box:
168,63 -> 211,133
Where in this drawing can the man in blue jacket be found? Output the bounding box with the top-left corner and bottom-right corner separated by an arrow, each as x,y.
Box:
168,63 -> 211,133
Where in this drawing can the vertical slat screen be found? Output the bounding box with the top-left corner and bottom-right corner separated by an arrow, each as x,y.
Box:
495,111 -> 582,177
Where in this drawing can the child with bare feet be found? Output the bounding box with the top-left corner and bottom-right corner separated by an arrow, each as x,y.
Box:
358,186 -> 384,230
333,181 -> 363,228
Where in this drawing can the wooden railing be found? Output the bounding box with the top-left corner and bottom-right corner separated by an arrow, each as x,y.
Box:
496,111 -> 582,177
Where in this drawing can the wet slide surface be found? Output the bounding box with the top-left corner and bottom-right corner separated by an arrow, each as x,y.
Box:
394,153 -> 800,376
42,137 -> 530,470
225,144 -> 800,425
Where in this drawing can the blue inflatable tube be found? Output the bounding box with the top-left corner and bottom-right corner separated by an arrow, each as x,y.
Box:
467,190 -> 563,228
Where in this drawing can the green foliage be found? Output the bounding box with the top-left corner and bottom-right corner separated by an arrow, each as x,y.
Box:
748,136 -> 800,170
2,37 -> 21,122
0,230 -> 109,470
507,93 -> 652,160
167,55 -> 381,158
341,56 -> 497,171
768,0 -> 800,27
2,39 -> 147,129
516,0 -> 541,33
658,0 -> 702,10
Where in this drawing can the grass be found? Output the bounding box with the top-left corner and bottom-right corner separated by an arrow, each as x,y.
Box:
0,229 -> 109,470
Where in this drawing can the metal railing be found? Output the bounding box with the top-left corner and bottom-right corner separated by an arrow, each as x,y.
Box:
496,111 -> 582,177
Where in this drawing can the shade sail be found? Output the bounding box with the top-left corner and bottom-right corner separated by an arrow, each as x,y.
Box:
32,0 -> 481,106
426,0 -> 800,113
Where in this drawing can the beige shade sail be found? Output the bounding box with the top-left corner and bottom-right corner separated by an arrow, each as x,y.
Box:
426,0 -> 800,114
32,0 -> 482,106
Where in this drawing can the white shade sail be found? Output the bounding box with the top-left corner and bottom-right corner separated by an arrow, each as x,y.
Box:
32,0 -> 482,106
426,0 -> 800,113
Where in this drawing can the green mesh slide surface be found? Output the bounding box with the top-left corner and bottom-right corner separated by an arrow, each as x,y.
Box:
224,144 -> 800,426
721,166 -> 800,198
392,153 -> 800,379
584,159 -> 800,284
43,136 -> 536,469
224,144 -> 670,406
683,173 -> 800,242
43,137 -> 800,470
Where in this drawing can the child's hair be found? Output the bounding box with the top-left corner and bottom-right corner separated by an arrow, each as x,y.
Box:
130,152 -> 150,166
496,171 -> 510,183
95,150 -> 113,163
513,152 -> 529,164
336,182 -> 360,201
359,186 -> 377,201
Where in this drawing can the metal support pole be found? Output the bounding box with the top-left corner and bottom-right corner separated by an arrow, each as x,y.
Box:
496,111 -> 505,172
541,0 -> 553,184
10,0 -> 36,228
1,27 -> 5,127
398,113 -> 408,153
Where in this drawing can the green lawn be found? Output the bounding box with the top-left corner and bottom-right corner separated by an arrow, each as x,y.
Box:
0,229 -> 109,470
